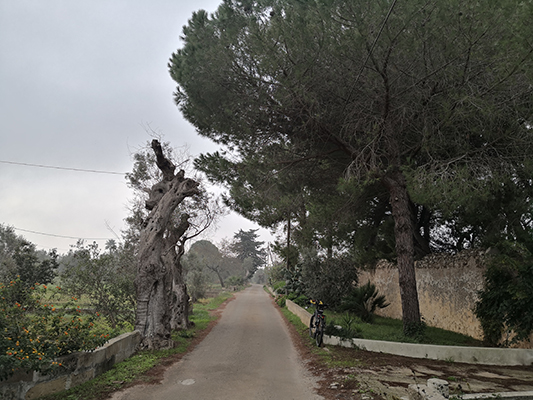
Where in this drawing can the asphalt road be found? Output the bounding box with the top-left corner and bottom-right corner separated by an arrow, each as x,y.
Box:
112,285 -> 322,400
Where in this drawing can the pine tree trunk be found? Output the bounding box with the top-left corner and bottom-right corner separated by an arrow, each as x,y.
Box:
383,170 -> 422,335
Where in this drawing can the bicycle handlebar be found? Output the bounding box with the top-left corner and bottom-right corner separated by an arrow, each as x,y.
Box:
309,299 -> 328,308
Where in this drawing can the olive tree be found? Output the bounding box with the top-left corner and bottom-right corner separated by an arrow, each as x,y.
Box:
130,139 -> 221,349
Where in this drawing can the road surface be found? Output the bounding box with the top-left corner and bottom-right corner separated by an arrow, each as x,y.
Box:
112,285 -> 322,400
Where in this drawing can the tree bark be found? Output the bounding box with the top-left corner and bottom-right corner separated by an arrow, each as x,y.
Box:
382,170 -> 422,334
134,140 -> 200,350
167,214 -> 192,331
286,217 -> 291,270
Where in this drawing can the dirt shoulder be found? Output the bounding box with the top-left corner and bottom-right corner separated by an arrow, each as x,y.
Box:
276,300 -> 533,400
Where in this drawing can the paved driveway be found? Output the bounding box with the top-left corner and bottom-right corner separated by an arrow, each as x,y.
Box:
112,285 -> 322,400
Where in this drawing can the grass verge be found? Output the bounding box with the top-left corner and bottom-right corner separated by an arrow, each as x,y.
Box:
324,311 -> 482,346
278,306 -> 353,369
277,299 -> 483,374
40,291 -> 234,400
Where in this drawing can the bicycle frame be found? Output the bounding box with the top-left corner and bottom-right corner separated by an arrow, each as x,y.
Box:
309,300 -> 327,346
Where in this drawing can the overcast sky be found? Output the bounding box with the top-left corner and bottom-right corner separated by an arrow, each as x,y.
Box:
0,0 -> 274,253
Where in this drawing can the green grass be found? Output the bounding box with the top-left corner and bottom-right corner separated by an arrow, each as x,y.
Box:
324,311 -> 482,346
40,291 -> 234,400
280,305 -> 483,372
279,306 -> 352,368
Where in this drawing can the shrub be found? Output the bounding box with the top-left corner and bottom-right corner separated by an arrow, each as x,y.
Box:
474,241 -> 533,346
287,292 -> 308,307
0,278 -> 108,381
266,263 -> 286,285
293,294 -> 309,308
187,266 -> 209,302
301,255 -> 358,308
60,241 -> 136,329
283,266 -> 305,295
341,281 -> 390,323
226,275 -> 244,287
0,224 -> 58,290
272,280 -> 286,294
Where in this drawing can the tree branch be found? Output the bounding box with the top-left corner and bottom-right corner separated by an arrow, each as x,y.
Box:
151,139 -> 176,181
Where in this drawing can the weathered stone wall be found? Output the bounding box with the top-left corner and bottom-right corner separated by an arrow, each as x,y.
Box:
0,331 -> 141,400
359,249 -> 488,340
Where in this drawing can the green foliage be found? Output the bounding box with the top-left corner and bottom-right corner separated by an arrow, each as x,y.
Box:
287,292 -> 309,308
230,229 -> 267,279
407,166 -> 533,251
272,280 -> 286,294
474,241 -> 533,346
341,281 -> 390,323
186,262 -> 209,302
300,254 -> 359,309
283,265 -> 306,295
226,275 -> 244,287
172,0 -> 533,257
0,224 -> 58,289
171,0 -> 533,333
60,241 -> 136,329
184,240 -> 228,287
251,268 -> 266,284
266,263 -> 286,285
39,293 -> 233,400
184,237 -> 264,288
0,278 -> 108,381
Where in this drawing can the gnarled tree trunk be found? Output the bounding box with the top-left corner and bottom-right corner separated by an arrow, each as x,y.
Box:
166,214 -> 191,331
134,140 -> 200,350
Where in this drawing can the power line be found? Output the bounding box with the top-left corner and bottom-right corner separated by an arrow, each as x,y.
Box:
13,227 -> 114,241
0,160 -> 127,175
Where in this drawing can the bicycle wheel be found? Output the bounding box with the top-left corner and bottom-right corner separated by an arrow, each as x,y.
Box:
315,316 -> 325,347
309,315 -> 316,338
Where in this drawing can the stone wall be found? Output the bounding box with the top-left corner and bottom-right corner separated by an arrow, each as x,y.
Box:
359,249 -> 488,340
0,331 -> 141,400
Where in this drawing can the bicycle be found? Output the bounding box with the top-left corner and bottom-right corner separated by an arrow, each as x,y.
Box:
308,299 -> 327,346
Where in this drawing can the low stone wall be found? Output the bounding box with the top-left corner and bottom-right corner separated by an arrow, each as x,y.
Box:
1,331 -> 141,400
359,250 -> 488,340
286,298 -> 312,325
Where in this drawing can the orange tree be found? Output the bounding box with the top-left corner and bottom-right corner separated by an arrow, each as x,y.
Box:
0,278 -> 108,381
